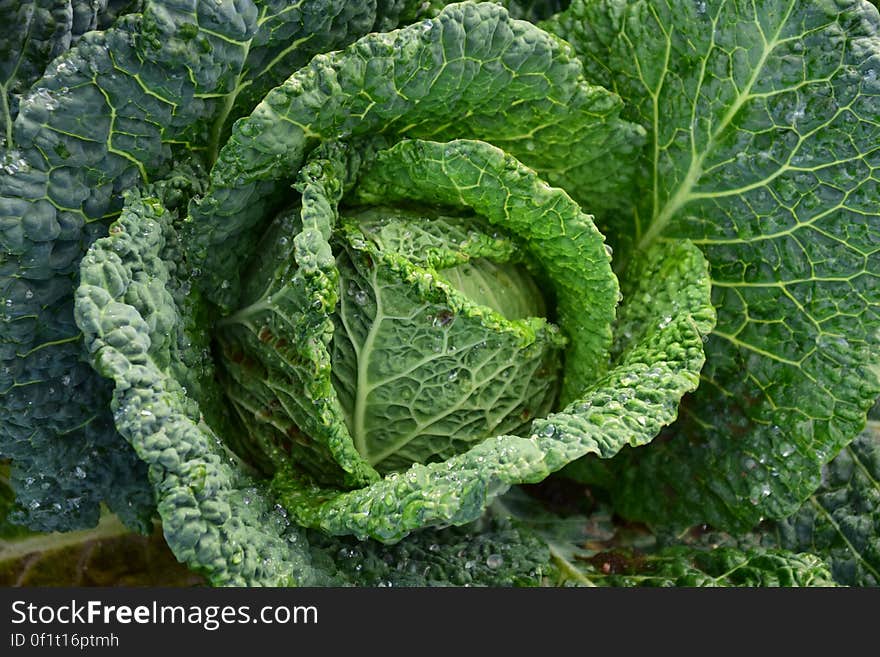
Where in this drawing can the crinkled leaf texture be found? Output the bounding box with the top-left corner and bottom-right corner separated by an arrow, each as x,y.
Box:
775,400 -> 880,585
216,135 -> 613,493
545,0 -> 880,530
75,154 -> 712,582
73,177 -> 557,586
307,511 -> 551,587
185,1 -> 643,312
217,189 -> 568,482
271,138 -> 714,542
74,4 -> 714,582
0,0 -> 440,531
0,0 -> 143,147
77,184 -> 324,585
329,208 -> 565,474
71,151 -> 565,585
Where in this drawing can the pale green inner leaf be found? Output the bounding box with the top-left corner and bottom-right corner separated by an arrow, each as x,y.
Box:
332,208 -> 563,472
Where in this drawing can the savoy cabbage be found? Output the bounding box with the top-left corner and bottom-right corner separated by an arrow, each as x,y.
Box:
0,0 -> 878,586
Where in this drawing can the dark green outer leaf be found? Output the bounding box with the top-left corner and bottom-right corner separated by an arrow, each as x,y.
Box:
496,490 -> 835,586
776,402 -> 880,585
308,512 -> 549,586
0,0 -> 436,531
76,187 -> 322,586
1,1 -> 68,149
546,0 -> 880,530
2,0 -> 268,532
1,1 -> 147,149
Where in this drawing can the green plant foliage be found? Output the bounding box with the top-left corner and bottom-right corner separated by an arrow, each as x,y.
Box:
775,402 -> 880,585
543,0 -> 880,531
499,488 -> 835,587
1,0 -> 878,587
0,0 -> 442,532
0,1 -> 143,147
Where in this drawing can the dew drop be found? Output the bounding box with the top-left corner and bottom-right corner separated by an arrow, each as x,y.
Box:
486,554 -> 504,569
540,424 -> 556,438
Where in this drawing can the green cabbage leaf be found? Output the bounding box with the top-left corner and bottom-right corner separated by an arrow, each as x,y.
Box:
544,0 -> 880,531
